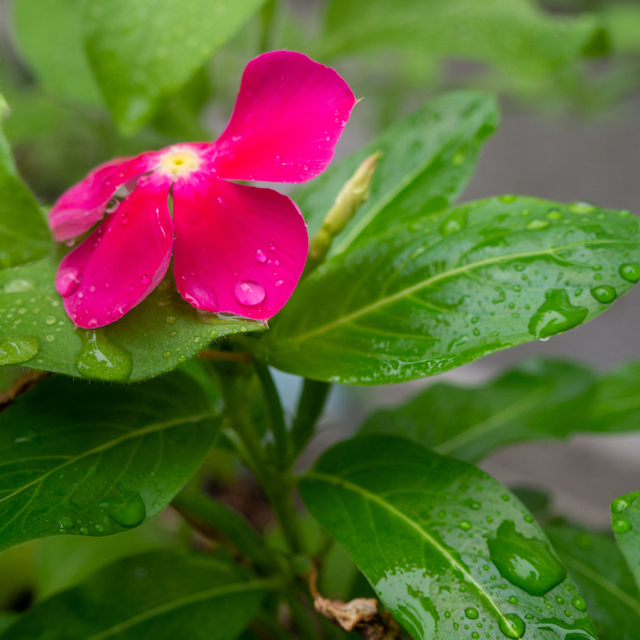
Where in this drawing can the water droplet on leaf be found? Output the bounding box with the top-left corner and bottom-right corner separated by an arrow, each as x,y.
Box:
590,285 -> 616,304
620,263 -> 640,283
0,335 -> 39,365
103,493 -> 146,528
499,613 -> 525,639
75,330 -> 133,382
528,290 -> 588,339
487,520 -> 567,596
613,518 -> 632,533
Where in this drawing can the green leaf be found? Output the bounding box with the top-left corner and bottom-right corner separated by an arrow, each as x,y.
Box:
0,371 -> 219,552
296,91 -> 498,254
13,0 -> 103,106
83,0 -> 266,134
299,434 -> 598,640
0,97 -> 52,269
545,523 -> 640,640
360,358 -> 596,462
591,361 -> 640,433
0,256 -> 265,381
321,0 -> 605,68
261,198 -> 640,384
611,492 -> 640,591
1,549 -> 269,640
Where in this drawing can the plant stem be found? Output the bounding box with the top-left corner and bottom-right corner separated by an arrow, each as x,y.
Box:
254,359 -> 289,468
221,373 -> 304,555
291,379 -> 331,461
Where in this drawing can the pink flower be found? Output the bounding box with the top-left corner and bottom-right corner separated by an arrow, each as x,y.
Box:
50,51 -> 356,329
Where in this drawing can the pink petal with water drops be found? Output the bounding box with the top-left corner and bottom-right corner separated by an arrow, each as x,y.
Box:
211,50 -> 357,183
172,174 -> 308,320
49,152 -> 160,242
56,173 -> 173,328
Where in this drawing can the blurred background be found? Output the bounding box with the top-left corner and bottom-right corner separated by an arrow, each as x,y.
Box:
0,0 -> 640,608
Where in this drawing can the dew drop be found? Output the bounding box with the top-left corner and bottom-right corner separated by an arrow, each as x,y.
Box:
613,517 -> 632,533
255,249 -> 267,263
274,155 -> 282,163
498,613 -> 525,639
45,334 -> 55,342
141,274 -> 150,285
105,198 -> 119,214
569,201 -> 596,213
57,267 -> 82,296
526,219 -> 550,230
571,596 -> 587,612
163,350 -> 172,358
612,497 -> 629,513
103,493 -> 146,528
120,215 -> 129,225
509,596 -> 518,604
619,263 -> 640,283
528,289 -> 588,339
75,330 -> 133,382
465,608 -> 479,620
165,316 -> 176,324
439,210 -> 468,237
0,335 -> 39,365
233,281 -> 266,306
487,520 -> 567,596
459,520 -> 472,531
499,194 -> 517,203
275,280 -> 283,287
57,516 -> 74,530
590,285 -> 616,304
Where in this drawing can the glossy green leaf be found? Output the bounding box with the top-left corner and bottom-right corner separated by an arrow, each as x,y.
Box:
0,371 -> 219,552
591,361 -> 640,433
0,97 -> 52,269
361,358 -> 596,462
299,434 -> 598,640
321,0 -> 606,66
13,0 -> 103,105
261,198 -> 640,384
83,0 -> 266,133
296,91 -> 498,253
545,524 -> 640,640
0,256 -> 265,381
1,549 -> 269,640
611,492 -> 640,591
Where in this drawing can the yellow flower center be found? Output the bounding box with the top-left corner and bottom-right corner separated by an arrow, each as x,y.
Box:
158,148 -> 201,178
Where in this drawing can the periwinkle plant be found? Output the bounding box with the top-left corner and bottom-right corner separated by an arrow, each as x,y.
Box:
0,2 -> 639,640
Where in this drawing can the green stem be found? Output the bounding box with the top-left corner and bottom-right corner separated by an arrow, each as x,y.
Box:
291,379 -> 331,461
254,359 -> 289,468
285,592 -> 323,640
172,491 -> 279,574
259,0 -> 278,53
221,373 -> 304,555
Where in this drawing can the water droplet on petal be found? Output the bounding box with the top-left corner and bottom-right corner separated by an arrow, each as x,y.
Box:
137,175 -> 149,187
274,155 -> 282,163
105,198 -> 119,213
57,267 -> 82,296
275,280 -> 283,287
233,281 -> 266,306
141,274 -> 149,285
120,214 -> 129,225
255,249 -> 267,263
269,243 -> 276,251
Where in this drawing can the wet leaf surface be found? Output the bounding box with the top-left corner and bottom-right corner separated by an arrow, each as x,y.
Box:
546,523 -> 640,640
299,434 -> 598,639
0,256 -> 264,381
360,358 -> 596,461
611,491 -> 640,592
262,198 -> 640,384
0,372 -> 219,552
1,550 -> 268,640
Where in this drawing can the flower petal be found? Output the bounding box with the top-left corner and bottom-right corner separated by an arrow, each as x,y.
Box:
56,173 -> 173,328
211,50 -> 356,183
49,152 -> 160,241
172,174 -> 308,320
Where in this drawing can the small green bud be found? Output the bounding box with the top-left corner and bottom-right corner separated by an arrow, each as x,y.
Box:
305,151 -> 381,275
